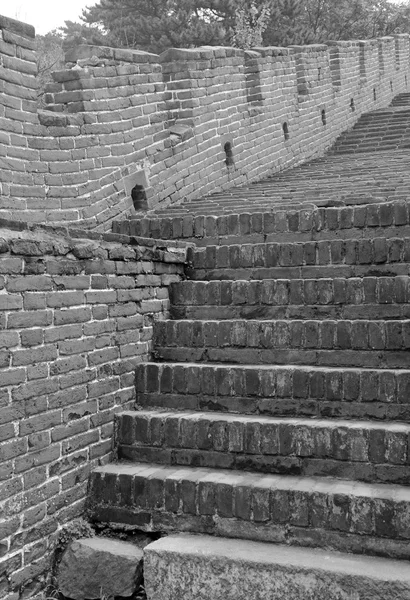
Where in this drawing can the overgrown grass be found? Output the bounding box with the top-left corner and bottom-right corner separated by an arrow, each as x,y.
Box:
31,583 -> 147,600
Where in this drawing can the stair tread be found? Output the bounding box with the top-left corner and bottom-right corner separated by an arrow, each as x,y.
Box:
140,360 -> 410,372
121,409 -> 410,431
95,461 -> 410,500
144,534 -> 410,599
145,533 -> 410,580
160,317 -> 410,321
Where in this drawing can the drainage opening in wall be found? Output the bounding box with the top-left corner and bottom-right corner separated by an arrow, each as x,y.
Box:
350,98 -> 355,112
373,87 -> 377,101
321,109 -> 326,126
406,75 -> 408,87
283,122 -> 290,141
390,80 -> 393,92
131,184 -> 148,211
224,141 -> 234,167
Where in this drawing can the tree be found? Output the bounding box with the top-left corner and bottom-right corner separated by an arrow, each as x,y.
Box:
59,20 -> 113,49
263,0 -> 410,46
59,0 -> 410,53
232,1 -> 272,49
78,0 -> 229,53
36,31 -> 65,105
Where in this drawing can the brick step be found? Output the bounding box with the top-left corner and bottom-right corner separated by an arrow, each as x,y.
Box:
189,264 -> 410,282
135,363 -> 410,422
338,123 -> 410,132
391,95 -> 410,103
155,317 -> 410,352
354,112 -> 410,120
347,120 -> 410,127
114,202 -> 410,244
333,145 -> 410,155
154,319 -> 409,369
187,179 -> 409,192
149,195 -> 407,220
331,145 -> 410,153
347,124 -> 410,131
334,141 -> 410,149
144,535 -> 410,600
88,462 -> 410,560
187,237 -> 410,280
117,410 -> 410,485
355,116 -> 410,123
333,132 -> 410,142
171,303 -> 410,321
178,191 -> 408,207
336,130 -> 410,139
332,147 -> 410,155
335,135 -> 410,144
169,277 -> 410,321
163,189 -> 406,203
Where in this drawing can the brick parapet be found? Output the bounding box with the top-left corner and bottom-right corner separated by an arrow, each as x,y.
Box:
0,14 -> 46,227
0,224 -> 188,598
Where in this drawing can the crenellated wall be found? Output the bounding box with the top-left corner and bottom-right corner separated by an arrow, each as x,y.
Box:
0,16 -> 46,220
0,12 -> 409,230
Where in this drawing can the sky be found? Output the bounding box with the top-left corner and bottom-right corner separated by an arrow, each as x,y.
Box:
0,0 -> 409,36
0,0 -> 99,35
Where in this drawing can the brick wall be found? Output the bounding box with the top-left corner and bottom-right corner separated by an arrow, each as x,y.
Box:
0,220 -> 188,599
0,12 -> 409,230
0,16 -> 46,222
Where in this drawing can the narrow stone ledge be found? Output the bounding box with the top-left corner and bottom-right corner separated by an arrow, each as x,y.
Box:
144,534 -> 410,600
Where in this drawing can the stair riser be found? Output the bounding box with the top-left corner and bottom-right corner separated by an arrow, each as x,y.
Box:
88,470 -> 410,560
188,238 -> 410,272
156,347 -> 408,369
116,413 -> 410,481
334,146 -> 410,153
335,141 -> 410,147
335,140 -> 410,147
154,320 -> 410,353
336,133 -> 410,140
340,129 -> 410,136
170,278 -> 410,317
169,226 -> 410,248
171,305 -> 410,320
189,264 -> 410,281
136,364 -> 410,402
136,363 -> 410,420
113,202 -> 410,244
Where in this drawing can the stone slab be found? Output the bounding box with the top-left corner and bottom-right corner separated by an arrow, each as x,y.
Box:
57,537 -> 143,600
144,534 -> 410,600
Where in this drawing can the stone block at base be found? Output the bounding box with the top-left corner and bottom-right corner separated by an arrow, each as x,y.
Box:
57,537 -> 143,600
144,534 -> 410,600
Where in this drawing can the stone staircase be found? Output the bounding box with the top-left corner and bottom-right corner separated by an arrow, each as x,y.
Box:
116,92 -> 410,218
87,95 -> 410,598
